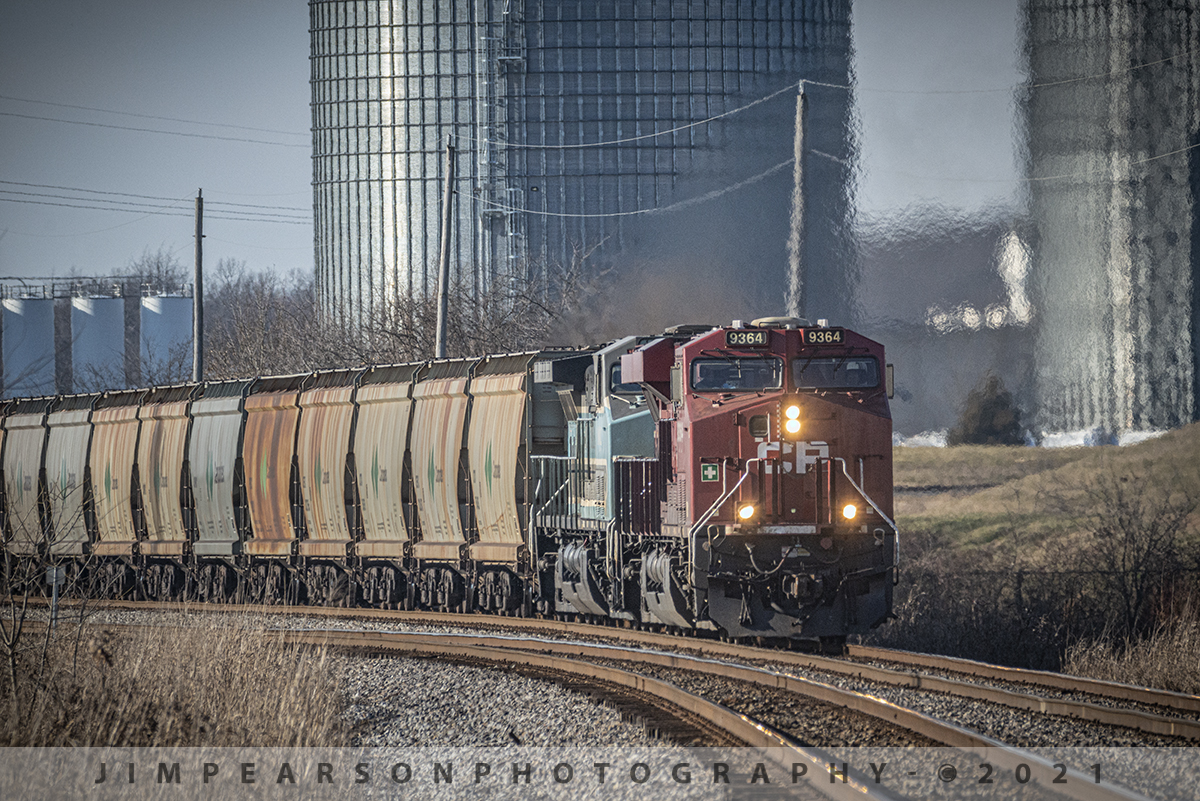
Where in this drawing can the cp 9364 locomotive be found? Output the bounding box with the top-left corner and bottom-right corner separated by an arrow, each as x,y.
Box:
0,317 -> 896,646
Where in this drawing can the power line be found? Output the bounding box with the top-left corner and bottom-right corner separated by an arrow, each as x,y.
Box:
0,191 -> 310,222
477,159 -> 794,219
473,133 -> 1198,221
1,179 -> 186,203
861,44 -> 1200,96
461,44 -> 1198,153
0,93 -> 307,137
0,111 -> 309,148
206,198 -> 309,212
0,188 -> 191,212
205,235 -> 314,252
0,196 -> 311,225
1026,141 -> 1200,183
459,80 -> 805,150
0,180 -> 309,212
876,140 -> 1200,186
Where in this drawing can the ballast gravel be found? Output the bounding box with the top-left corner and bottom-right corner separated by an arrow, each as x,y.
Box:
338,654 -> 666,748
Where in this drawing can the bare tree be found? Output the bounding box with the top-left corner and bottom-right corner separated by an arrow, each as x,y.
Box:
1,484 -> 102,722
202,245 -> 608,378
204,259 -> 321,379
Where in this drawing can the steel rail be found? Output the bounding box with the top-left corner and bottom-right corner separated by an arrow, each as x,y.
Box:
286,628 -> 1154,801
846,644 -> 1200,716
14,605 -> 1162,801
25,616 -> 897,801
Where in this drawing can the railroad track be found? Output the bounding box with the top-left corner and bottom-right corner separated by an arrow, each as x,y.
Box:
288,627 -> 1176,801
20,599 -> 1193,800
846,643 -> 1200,719
26,616 -> 1162,801
33,598 -> 1197,740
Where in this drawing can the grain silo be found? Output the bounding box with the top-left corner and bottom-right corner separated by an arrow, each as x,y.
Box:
310,0 -> 856,329
1024,0 -> 1200,435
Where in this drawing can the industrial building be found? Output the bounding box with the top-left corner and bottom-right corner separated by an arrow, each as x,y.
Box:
310,0 -> 857,330
1024,0 -> 1200,435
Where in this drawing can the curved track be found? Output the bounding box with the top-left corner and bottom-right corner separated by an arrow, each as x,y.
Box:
20,598 -> 1187,800
23,597 -> 1200,740
846,644 -> 1200,719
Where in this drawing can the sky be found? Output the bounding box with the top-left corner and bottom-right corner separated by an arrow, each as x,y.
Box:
0,0 -> 1024,282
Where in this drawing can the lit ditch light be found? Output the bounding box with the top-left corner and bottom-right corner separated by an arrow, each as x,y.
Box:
842,504 -> 858,520
738,504 -> 756,520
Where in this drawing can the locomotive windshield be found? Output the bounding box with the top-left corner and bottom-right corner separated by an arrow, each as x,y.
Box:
793,356 -> 879,389
691,357 -> 783,391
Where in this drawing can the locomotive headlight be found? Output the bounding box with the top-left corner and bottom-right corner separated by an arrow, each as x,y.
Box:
783,404 -> 801,436
738,504 -> 756,521
842,504 -> 858,520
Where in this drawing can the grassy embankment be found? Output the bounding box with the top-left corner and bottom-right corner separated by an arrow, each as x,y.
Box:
0,615 -> 345,747
878,423 -> 1200,690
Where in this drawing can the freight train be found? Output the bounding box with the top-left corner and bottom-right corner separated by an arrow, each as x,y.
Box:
0,317 -> 897,646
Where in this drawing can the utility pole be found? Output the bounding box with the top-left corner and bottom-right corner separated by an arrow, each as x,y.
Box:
193,189 -> 204,382
786,84 -> 807,320
434,137 -> 455,359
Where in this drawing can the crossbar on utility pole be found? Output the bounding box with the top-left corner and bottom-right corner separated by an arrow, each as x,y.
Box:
434,138 -> 455,359
193,189 -> 204,382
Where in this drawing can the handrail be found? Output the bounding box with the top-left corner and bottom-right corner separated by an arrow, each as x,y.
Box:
530,458 -> 572,517
833,456 -> 899,572
687,458 -> 762,538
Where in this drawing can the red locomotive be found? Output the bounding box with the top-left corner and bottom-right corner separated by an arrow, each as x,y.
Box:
618,316 -> 896,645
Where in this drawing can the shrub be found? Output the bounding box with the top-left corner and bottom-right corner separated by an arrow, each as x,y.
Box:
947,373 -> 1024,446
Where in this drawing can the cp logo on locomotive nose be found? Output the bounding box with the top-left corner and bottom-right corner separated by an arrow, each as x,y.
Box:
757,441 -> 829,473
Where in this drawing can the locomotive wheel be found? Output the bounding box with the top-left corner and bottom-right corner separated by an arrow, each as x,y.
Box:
819,635 -> 847,655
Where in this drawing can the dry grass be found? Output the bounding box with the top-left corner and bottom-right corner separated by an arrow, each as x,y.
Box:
0,617 -> 345,747
894,422 -> 1200,546
894,444 -> 1091,491
1064,613 -> 1200,695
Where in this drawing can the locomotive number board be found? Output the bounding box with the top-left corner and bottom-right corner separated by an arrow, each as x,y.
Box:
725,330 -> 769,348
804,328 -> 845,345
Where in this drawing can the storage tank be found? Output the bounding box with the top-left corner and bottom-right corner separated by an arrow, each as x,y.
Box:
310,0 -> 856,329
70,297 -> 126,393
140,295 -> 194,384
2,297 -> 56,398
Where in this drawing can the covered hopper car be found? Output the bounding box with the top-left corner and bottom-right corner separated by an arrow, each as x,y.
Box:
0,317 -> 897,646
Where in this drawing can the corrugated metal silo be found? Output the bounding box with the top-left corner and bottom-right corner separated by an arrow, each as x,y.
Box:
1024,0 -> 1200,434
310,0 -> 856,329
